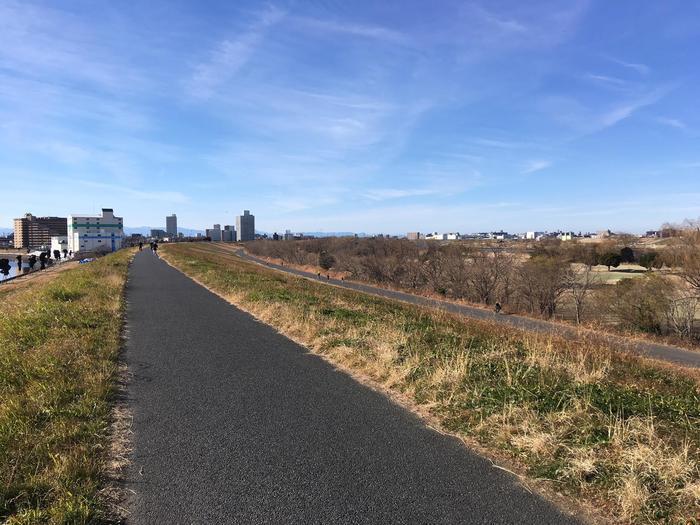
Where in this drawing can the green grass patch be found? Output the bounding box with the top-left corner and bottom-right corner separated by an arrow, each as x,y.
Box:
0,250 -> 132,524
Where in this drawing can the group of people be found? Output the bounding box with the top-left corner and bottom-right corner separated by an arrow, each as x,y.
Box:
138,241 -> 158,255
0,249 -> 72,279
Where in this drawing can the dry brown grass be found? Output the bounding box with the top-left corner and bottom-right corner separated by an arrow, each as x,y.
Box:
161,243 -> 700,523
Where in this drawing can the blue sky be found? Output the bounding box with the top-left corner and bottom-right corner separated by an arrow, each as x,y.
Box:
1,0 -> 699,234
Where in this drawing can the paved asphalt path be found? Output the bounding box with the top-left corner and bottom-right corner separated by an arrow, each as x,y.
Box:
235,249 -> 700,369
124,251 -> 580,524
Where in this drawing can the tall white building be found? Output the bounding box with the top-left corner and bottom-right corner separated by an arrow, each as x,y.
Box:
166,214 -> 177,237
67,208 -> 124,254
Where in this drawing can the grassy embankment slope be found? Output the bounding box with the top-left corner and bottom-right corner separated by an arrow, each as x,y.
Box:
162,243 -> 700,523
0,250 -> 132,524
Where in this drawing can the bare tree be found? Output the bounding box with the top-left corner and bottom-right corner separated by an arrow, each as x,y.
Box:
421,249 -> 447,294
666,292 -> 699,339
463,250 -> 500,304
517,256 -> 572,318
566,264 -> 599,324
672,232 -> 700,292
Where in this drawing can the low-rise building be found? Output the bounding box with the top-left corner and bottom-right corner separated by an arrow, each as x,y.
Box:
67,208 -> 124,254
407,232 -> 421,240
150,229 -> 167,239
525,231 -> 544,240
558,231 -> 575,241
0,234 -> 13,248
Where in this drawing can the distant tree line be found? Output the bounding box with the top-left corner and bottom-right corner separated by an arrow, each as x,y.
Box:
246,234 -> 700,341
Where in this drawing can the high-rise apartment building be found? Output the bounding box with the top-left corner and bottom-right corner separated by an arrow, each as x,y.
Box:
13,213 -> 68,249
236,210 -> 255,242
166,214 -> 178,237
206,224 -> 222,241
67,208 -> 124,254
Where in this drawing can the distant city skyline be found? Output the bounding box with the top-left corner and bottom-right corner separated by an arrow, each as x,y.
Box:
2,1 -> 700,233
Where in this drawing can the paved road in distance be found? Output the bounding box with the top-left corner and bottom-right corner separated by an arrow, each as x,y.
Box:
123,251 -> 580,524
235,249 -> 700,369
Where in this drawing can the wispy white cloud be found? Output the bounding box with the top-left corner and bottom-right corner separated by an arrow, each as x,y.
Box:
0,2 -> 148,92
471,138 -> 529,149
188,6 -> 285,98
541,88 -> 669,135
522,160 -> 552,174
585,73 -> 627,87
606,56 -> 651,75
291,16 -> 408,45
78,180 -> 189,203
362,188 -> 441,201
656,116 -> 686,129
448,1 -> 590,58
599,89 -> 666,128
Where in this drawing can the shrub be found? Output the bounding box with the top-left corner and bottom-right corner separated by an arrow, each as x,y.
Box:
318,251 -> 336,270
600,252 -> 622,271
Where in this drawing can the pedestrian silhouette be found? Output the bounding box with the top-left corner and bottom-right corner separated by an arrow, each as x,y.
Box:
0,258 -> 10,277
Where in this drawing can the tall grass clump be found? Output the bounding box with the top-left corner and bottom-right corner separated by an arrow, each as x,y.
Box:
162,243 -> 700,523
0,250 -> 132,524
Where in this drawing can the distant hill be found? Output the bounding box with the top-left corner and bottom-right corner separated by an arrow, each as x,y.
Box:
125,226 -> 204,237
0,227 -> 13,236
301,232 -> 365,238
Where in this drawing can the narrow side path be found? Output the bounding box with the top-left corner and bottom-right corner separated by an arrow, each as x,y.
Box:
123,250 -> 579,524
235,249 -> 700,369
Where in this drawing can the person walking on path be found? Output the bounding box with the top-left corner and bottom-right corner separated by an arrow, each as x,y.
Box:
139,241 -> 143,251
153,241 -> 159,257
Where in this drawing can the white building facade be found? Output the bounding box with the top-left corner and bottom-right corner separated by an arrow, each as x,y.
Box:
50,236 -> 68,255
67,208 -> 124,254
